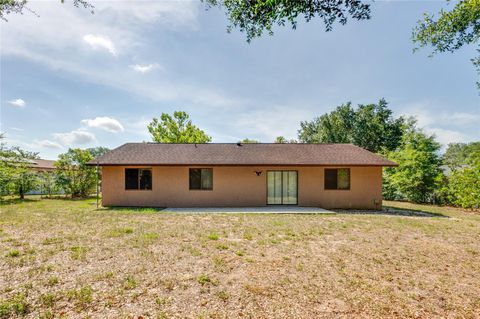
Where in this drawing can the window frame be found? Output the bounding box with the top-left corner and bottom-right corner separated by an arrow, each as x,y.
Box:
189,168 -> 213,191
125,168 -> 153,191
324,168 -> 350,190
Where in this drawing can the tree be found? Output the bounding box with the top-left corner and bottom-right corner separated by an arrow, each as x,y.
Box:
446,162 -> 480,208
383,123 -> 443,203
412,0 -> 480,88
274,136 -> 297,143
86,146 -> 111,158
0,0 -> 93,21
443,142 -> 480,169
148,111 -> 212,143
298,99 -> 405,152
0,137 -> 39,199
204,0 -> 371,42
38,171 -> 60,198
55,148 -> 96,198
240,138 -> 259,143
441,141 -> 480,208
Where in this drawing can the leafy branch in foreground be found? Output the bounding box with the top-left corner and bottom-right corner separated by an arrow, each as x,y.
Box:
204,0 -> 371,42
412,0 -> 480,88
0,0 -> 93,21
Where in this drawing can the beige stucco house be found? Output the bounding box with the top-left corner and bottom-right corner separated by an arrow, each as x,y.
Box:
89,143 -> 397,209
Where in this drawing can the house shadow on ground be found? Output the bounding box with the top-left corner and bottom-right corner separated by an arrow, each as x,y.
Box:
334,206 -> 448,218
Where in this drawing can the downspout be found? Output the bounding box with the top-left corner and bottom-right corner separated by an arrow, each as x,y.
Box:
96,161 -> 99,210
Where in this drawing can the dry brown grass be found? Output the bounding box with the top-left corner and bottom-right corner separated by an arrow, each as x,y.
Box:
1,197 -> 479,318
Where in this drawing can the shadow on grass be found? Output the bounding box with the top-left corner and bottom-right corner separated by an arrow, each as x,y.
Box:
335,206 -> 448,218
0,198 -> 40,205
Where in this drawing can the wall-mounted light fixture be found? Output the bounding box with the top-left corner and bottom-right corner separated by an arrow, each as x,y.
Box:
255,171 -> 263,176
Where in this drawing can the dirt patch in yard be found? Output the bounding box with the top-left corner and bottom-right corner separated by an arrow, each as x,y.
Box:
1,198 -> 479,318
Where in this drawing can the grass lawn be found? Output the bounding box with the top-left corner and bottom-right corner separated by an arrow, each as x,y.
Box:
1,197 -> 479,318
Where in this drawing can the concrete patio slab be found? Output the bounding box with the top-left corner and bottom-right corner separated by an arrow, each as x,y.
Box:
161,206 -> 335,214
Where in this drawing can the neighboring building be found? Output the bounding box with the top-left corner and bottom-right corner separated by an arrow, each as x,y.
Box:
28,159 -> 59,195
30,159 -> 56,172
89,143 -> 397,209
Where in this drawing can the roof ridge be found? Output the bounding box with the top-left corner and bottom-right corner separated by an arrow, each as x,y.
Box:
123,142 -> 356,145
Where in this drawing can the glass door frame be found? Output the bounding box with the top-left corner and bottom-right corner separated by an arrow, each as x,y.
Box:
266,170 -> 298,205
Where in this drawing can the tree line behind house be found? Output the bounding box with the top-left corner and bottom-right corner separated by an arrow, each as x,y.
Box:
1,104 -> 479,209
0,140 -> 109,199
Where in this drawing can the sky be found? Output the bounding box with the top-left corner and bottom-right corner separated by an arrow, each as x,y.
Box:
1,0 -> 479,159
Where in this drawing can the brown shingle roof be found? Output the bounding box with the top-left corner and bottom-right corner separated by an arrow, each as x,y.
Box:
31,159 -> 56,170
88,143 -> 397,166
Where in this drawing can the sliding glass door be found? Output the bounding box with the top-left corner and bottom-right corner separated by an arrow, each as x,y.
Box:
267,171 -> 298,205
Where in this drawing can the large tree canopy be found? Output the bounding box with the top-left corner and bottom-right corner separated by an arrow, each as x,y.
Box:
413,0 -> 480,88
148,111 -> 212,143
205,0 -> 371,42
298,99 -> 405,153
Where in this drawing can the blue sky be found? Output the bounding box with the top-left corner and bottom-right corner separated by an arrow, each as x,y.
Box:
1,0 -> 479,159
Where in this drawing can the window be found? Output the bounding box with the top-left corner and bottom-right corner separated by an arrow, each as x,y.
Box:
125,168 -> 152,190
189,168 -> 213,190
324,168 -> 350,190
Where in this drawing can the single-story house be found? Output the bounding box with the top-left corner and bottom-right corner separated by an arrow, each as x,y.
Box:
30,159 -> 56,172
88,143 -> 397,209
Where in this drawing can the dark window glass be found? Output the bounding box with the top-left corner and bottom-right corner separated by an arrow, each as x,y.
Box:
325,168 -> 350,190
189,168 -> 213,190
325,169 -> 338,190
125,169 -> 139,190
125,168 -> 152,190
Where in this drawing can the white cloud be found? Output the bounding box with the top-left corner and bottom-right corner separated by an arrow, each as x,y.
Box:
449,112 -> 480,125
34,139 -> 63,149
53,130 -> 96,145
80,116 -> 124,133
129,63 -> 160,73
8,98 -> 26,107
83,34 -> 117,56
425,128 -> 473,150
231,105 -> 314,142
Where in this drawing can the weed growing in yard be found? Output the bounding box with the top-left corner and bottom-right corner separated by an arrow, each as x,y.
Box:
215,243 -> 229,250
197,274 -> 212,285
155,297 -> 171,307
70,246 -> 88,260
159,278 -> 174,291
0,293 -> 30,317
207,233 -> 219,240
212,256 -> 227,272
39,293 -> 56,307
184,245 -> 201,256
216,290 -> 229,301
123,275 -> 138,290
243,233 -> 253,240
6,249 -> 20,257
47,276 -> 59,286
67,286 -> 93,309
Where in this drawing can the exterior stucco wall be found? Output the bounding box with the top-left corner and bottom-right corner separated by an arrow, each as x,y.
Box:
101,166 -> 383,209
